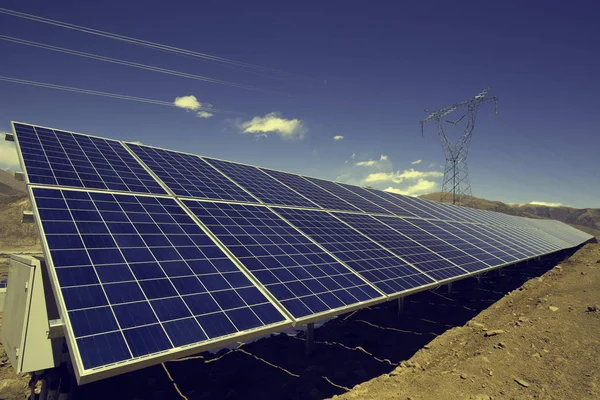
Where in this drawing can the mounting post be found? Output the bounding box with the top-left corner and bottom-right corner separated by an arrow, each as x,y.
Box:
497,268 -> 505,276
475,275 -> 482,285
397,297 -> 405,314
306,323 -> 314,356
447,282 -> 453,294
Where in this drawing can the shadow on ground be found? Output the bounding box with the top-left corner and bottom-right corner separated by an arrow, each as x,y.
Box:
75,250 -> 576,400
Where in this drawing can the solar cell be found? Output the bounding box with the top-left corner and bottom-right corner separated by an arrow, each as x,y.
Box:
13,123 -> 165,195
31,187 -> 289,379
332,213 -> 468,281
304,177 -> 392,215
182,200 -> 384,319
126,143 -> 257,203
274,208 -> 436,295
260,169 -> 361,212
335,183 -> 420,217
365,189 -> 438,219
370,215 -> 488,274
428,221 -> 519,263
463,224 -> 534,258
204,158 -> 317,208
408,219 -> 505,268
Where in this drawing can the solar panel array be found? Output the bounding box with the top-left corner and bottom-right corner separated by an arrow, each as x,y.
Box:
10,121 -> 593,384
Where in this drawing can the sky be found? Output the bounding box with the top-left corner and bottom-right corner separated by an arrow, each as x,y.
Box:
0,0 -> 598,208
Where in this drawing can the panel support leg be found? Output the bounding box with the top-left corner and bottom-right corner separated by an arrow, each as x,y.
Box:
306,322 -> 314,356
397,297 -> 405,314
475,275 -> 482,285
447,282 -> 453,294
497,268 -> 505,276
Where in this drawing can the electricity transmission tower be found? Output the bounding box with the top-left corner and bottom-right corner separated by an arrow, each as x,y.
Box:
420,87 -> 498,206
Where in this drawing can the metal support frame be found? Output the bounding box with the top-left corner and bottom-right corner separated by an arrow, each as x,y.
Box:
446,282 -> 453,294
475,275 -> 482,285
397,297 -> 405,314
421,87 -> 498,205
305,323 -> 314,356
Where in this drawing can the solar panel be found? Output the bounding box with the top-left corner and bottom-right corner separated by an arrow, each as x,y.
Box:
407,219 -> 505,268
259,169 -> 361,212
273,208 -> 436,295
365,188 -> 438,219
332,213 -> 468,281
204,158 -> 317,208
467,224 -> 535,258
304,177 -> 392,215
13,123 -> 166,195
372,216 -> 489,273
126,143 -> 257,203
0,279 -> 6,289
429,221 -> 519,263
31,187 -> 289,382
334,183 -> 421,217
182,200 -> 384,320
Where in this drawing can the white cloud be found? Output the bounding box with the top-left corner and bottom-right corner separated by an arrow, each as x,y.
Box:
384,179 -> 437,196
174,95 -> 202,111
356,160 -> 378,167
411,159 -> 422,165
196,111 -> 213,119
356,154 -> 389,167
364,168 -> 443,184
333,135 -> 344,141
528,201 -> 567,207
239,112 -> 305,140
0,138 -> 20,170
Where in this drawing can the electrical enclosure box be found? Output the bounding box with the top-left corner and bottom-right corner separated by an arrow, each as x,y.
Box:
0,255 -> 63,373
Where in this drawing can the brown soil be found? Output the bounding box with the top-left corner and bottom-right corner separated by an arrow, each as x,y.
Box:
336,243 -> 600,400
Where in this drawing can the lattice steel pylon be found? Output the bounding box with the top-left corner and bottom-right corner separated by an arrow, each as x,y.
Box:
420,87 -> 498,206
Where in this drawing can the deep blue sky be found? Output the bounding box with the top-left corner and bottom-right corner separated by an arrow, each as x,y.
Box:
0,0 -> 598,207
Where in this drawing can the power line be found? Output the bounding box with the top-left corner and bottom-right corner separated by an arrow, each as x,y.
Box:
0,7 -> 307,80
0,75 -> 244,115
0,35 -> 283,94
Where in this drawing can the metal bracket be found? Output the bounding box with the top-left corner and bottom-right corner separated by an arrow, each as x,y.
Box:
14,171 -> 24,182
47,319 -> 65,339
5,132 -> 14,142
22,211 -> 34,223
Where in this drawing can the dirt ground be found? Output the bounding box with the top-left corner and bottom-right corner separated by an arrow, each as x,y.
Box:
336,242 -> 600,400
0,239 -> 597,399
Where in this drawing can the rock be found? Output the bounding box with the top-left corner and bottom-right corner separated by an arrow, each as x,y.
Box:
484,330 -> 505,337
488,370 -> 493,376
586,305 -> 599,313
423,344 -> 431,349
596,260 -> 600,263
471,321 -> 486,328
581,271 -> 586,275
460,373 -> 467,379
549,306 -> 559,312
389,369 -> 401,377
532,352 -> 542,358
514,378 -> 530,388
518,316 -> 529,322
493,342 -> 506,349
0,379 -> 27,400
412,362 -> 421,370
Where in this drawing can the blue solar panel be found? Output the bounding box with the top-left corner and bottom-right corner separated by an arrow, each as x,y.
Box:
304,177 -> 392,215
274,208 -> 435,294
0,279 -> 6,289
364,188 -> 438,219
204,158 -> 317,208
182,200 -> 383,319
456,224 -> 532,259
332,213 -> 467,281
407,219 -> 503,270
32,187 -> 287,372
14,123 -> 166,195
429,221 -> 519,263
260,169 -> 361,212
373,216 -> 489,273
126,143 -> 257,203
504,226 -> 564,252
335,183 -> 421,217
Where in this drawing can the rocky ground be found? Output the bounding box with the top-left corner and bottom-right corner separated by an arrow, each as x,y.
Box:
336,242 -> 600,400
